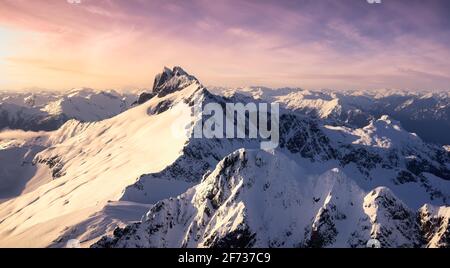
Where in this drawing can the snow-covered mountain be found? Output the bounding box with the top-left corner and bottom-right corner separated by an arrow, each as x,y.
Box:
0,67 -> 449,248
94,149 -> 448,248
216,87 -> 450,145
0,88 -> 137,132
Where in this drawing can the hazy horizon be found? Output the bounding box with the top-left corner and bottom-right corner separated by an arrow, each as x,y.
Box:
1,0 -> 450,91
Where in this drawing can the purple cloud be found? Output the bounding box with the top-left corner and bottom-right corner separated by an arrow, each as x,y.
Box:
0,0 -> 449,91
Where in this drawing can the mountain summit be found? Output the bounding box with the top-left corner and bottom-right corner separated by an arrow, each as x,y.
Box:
152,66 -> 199,97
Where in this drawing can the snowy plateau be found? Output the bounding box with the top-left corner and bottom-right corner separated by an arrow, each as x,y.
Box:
0,67 -> 449,248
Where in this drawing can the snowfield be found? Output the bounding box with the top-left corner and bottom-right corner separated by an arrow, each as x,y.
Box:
0,81 -> 199,247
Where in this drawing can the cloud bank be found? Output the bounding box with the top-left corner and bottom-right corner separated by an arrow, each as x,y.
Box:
0,0 -> 449,91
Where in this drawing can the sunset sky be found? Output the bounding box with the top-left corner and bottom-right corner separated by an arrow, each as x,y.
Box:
1,0 -> 450,91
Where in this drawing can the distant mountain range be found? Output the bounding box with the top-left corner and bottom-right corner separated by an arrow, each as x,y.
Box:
215,87 -> 450,145
0,88 -> 138,132
3,85 -> 449,146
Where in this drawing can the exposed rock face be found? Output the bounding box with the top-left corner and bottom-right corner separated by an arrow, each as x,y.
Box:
122,82 -> 450,208
363,188 -> 423,248
94,150 -> 449,248
419,204 -> 450,248
152,66 -> 199,97
136,92 -> 156,105
220,87 -> 450,145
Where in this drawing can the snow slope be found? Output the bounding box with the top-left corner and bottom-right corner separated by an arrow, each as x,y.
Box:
95,149 -> 447,248
0,72 -> 200,247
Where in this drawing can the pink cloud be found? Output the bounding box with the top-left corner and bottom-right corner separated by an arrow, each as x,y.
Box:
0,0 -> 448,91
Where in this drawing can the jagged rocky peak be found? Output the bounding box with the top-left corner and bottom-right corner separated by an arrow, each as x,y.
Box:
152,66 -> 199,97
93,147 -> 450,248
363,187 -> 423,248
132,66 -> 199,105
93,149 -> 308,248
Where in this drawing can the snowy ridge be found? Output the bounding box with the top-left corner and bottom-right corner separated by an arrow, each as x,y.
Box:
0,71 -> 201,247
94,149 -> 448,248
123,84 -> 450,210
